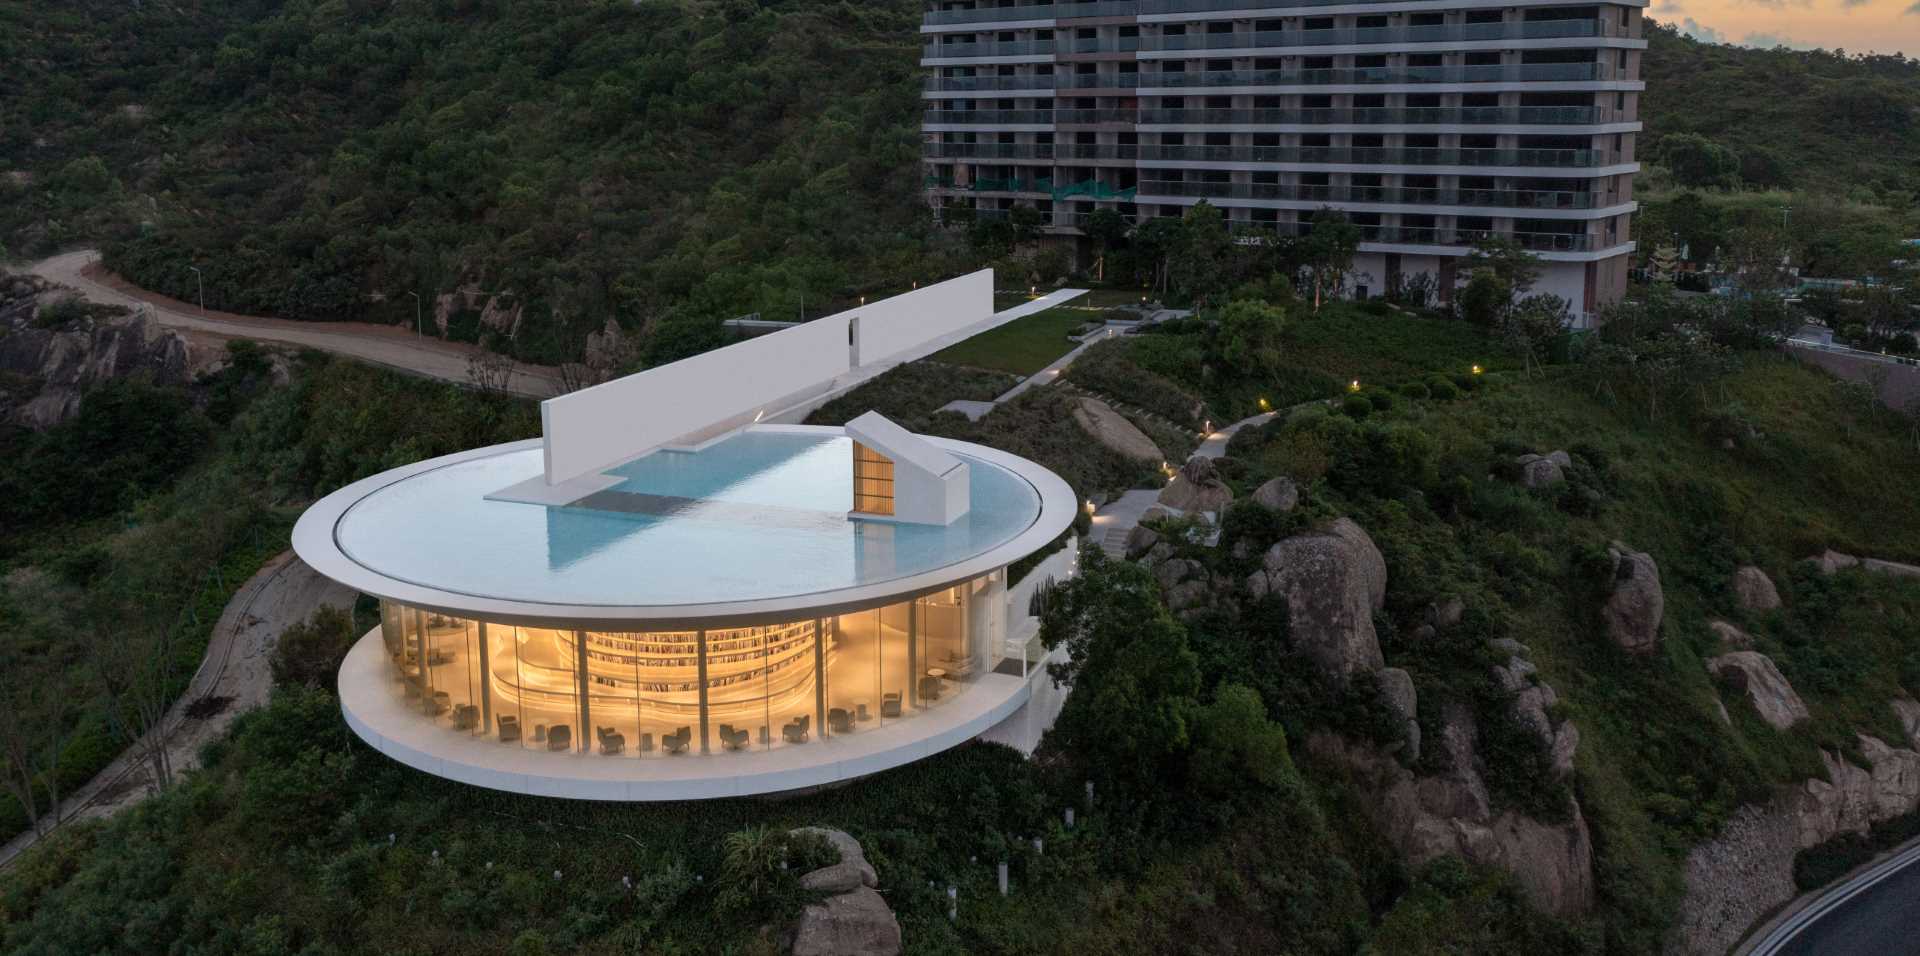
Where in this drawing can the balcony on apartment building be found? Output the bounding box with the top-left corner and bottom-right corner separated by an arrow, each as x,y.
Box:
924,141 -> 1623,168
924,18 -> 1629,59
926,0 -> 1641,28
924,62 -> 1622,93
925,105 -> 1628,126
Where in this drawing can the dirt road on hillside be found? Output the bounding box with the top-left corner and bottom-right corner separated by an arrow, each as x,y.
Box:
26,250 -> 562,398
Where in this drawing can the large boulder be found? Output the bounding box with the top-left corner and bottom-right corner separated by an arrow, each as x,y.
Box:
1377,667 -> 1421,761
789,828 -> 899,956
790,827 -> 878,894
792,887 -> 902,956
1252,476 -> 1299,513
1157,455 -> 1234,514
1514,452 -> 1570,488
1600,543 -> 1665,654
1731,566 -> 1781,612
1123,524 -> 1160,561
1709,652 -> 1810,731
1709,620 -> 1754,650
1070,397 -> 1164,464
1246,518 -> 1387,679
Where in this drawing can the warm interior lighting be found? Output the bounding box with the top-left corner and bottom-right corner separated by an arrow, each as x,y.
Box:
852,441 -> 895,517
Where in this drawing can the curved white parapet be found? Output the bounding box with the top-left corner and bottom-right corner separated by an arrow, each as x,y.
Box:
337,630 -> 1037,800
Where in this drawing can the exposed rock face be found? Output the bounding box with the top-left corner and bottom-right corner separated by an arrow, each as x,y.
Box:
1600,542 -> 1665,654
1377,667 -> 1421,761
1806,550 -> 1861,575
1861,557 -> 1920,580
1252,476 -> 1299,512
1123,524 -> 1160,561
1157,455 -> 1233,514
1709,620 -> 1754,650
1732,566 -> 1782,612
789,828 -> 899,956
1514,451 -> 1571,488
1489,640 -> 1579,781
1673,711 -> 1920,956
1246,518 -> 1387,679
1309,702 -> 1595,917
0,278 -> 198,429
792,888 -> 901,956
1709,652 -> 1810,731
1429,596 -> 1466,630
1071,397 -> 1164,463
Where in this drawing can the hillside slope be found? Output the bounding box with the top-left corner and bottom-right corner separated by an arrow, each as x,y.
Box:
1640,20 -> 1920,196
0,0 -> 931,363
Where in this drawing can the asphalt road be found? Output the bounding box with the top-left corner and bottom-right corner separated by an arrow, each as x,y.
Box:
25,250 -> 561,398
1775,855 -> 1920,956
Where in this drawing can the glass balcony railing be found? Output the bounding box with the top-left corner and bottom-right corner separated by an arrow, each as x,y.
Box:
923,141 -> 1620,167
1133,179 -> 1605,209
925,106 -> 1622,125
936,208 -> 1601,251
924,62 -> 1615,92
926,0 -> 1641,26
925,19 -> 1624,56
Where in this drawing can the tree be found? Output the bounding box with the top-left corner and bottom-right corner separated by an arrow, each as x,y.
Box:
1298,208 -> 1362,311
1658,133 -> 1740,190
1212,298 -> 1288,377
1039,550 -> 1203,803
1009,204 -> 1046,246
1647,244 -> 1681,283
0,654 -> 78,838
1085,208 -> 1131,281
1172,201 -> 1233,307
1499,294 -> 1571,377
1455,237 -> 1542,327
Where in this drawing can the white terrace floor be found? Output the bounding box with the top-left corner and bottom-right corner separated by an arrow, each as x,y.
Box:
339,631 -> 1046,800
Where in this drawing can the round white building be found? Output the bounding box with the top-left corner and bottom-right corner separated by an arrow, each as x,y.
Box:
293,272 -> 1082,799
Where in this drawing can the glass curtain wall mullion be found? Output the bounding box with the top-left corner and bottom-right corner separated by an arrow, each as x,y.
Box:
696,629 -> 710,755
574,629 -> 591,754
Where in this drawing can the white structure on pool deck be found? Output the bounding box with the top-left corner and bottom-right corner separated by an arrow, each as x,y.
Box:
294,271 -> 1082,800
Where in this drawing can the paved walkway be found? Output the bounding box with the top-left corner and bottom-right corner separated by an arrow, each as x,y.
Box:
0,552 -> 354,867
1086,409 -> 1278,558
25,250 -> 563,398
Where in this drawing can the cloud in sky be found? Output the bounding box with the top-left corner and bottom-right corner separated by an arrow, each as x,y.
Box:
1680,16 -> 1732,41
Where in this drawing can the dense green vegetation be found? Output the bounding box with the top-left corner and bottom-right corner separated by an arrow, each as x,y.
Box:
1,0 -> 940,364
1640,21 -> 1920,199
0,348 -> 537,842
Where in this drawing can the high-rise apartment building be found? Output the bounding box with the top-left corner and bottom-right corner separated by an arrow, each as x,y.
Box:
922,0 -> 1644,324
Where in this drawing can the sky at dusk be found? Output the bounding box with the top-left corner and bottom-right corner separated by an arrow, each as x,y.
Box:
1647,0 -> 1920,58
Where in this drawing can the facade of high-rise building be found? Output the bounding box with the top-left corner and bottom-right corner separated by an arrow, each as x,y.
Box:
921,0 -> 1645,325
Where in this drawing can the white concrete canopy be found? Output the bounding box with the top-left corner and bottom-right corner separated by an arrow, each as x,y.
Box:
845,411 -> 970,525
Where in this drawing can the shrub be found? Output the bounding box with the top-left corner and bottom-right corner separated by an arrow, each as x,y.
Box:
1426,375 -> 1462,401
1397,381 -> 1431,400
271,606 -> 360,690
1453,371 -> 1482,392
1341,394 -> 1373,420
1367,389 -> 1395,411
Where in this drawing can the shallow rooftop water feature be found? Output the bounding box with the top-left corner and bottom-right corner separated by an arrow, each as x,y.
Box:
333,429 -> 1044,608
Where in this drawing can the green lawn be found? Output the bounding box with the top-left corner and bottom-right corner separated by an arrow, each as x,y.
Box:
930,306 -> 1090,375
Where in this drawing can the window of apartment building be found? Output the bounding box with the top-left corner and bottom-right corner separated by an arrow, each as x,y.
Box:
1406,92 -> 1442,107
1304,17 -> 1334,30
1410,12 -> 1444,26
1408,53 -> 1443,67
1205,59 -> 1232,71
1354,93 -> 1386,109
1356,15 -> 1389,28
1207,21 -> 1233,35
1465,9 -> 1504,23
1465,51 -> 1501,66
1304,55 -> 1334,69
1355,54 -> 1388,68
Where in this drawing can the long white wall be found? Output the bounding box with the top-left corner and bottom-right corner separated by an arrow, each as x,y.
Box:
853,269 -> 995,368
540,270 -> 993,485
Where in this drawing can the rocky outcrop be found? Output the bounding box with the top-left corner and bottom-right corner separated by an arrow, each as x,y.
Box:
1309,701 -> 1595,917
1157,455 -> 1234,514
1376,667 -> 1422,762
1732,566 -> 1782,612
1709,652 -> 1810,731
1246,518 -> 1387,679
789,828 -> 899,956
1071,397 -> 1164,463
1709,620 -> 1754,650
1514,450 -> 1572,488
1600,542 -> 1665,654
0,277 -> 198,428
1123,524 -> 1160,561
1802,550 -> 1920,580
1490,640 -> 1580,781
1252,476 -> 1299,513
1673,707 -> 1920,956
